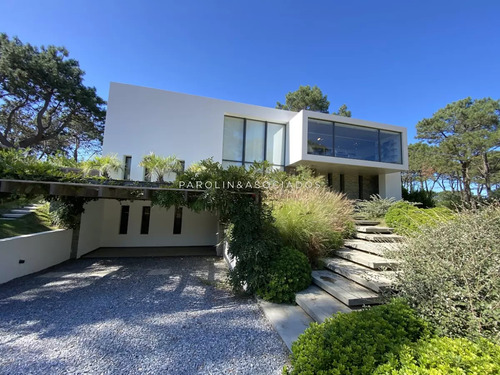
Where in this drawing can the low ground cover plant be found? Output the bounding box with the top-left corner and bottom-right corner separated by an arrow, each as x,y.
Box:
385,201 -> 454,234
256,246 -> 311,303
285,299 -> 431,375
387,206 -> 500,343
374,337 -> 500,374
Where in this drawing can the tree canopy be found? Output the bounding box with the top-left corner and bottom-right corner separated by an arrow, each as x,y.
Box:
415,97 -> 500,204
276,85 -> 351,117
0,34 -> 106,161
276,85 -> 330,113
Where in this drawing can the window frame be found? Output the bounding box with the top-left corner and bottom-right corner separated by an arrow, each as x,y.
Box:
306,119 -> 403,165
222,116 -> 286,170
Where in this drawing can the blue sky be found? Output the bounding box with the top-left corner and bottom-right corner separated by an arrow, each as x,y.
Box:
1,0 -> 498,142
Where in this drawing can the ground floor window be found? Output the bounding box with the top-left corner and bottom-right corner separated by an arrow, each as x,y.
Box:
119,205 -> 130,234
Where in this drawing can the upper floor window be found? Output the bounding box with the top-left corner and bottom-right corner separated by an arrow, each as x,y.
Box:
222,116 -> 285,170
307,119 -> 402,164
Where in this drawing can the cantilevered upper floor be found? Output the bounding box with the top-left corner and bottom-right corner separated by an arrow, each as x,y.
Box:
103,82 -> 407,198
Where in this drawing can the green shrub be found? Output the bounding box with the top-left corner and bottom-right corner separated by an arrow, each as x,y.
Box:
388,206 -> 500,343
285,299 -> 431,375
357,194 -> 397,219
385,201 -> 454,234
257,247 -> 312,303
374,337 -> 500,374
402,187 -> 436,208
269,187 -> 354,265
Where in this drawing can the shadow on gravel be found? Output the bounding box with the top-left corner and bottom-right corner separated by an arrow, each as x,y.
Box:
0,257 -> 289,374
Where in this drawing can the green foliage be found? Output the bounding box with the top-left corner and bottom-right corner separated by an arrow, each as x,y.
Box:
285,299 -> 431,375
435,190 -> 464,210
357,194 -> 397,219
276,85 -> 330,113
385,201 -> 454,234
388,206 -> 500,343
416,97 -> 500,204
0,33 -> 106,160
374,337 -> 500,374
256,247 -> 312,303
82,154 -> 122,178
333,103 -> 352,117
0,202 -> 55,239
152,159 -> 282,293
139,153 -> 183,183
269,187 -> 353,265
47,196 -> 96,229
402,187 -> 435,208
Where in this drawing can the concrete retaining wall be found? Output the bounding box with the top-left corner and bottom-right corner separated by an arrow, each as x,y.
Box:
0,229 -> 73,284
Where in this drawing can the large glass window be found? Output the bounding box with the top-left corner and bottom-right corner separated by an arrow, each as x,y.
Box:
307,119 -> 334,156
307,119 -> 402,164
245,120 -> 265,163
223,116 -> 285,169
266,123 -> 285,166
222,117 -> 244,162
335,123 -> 379,161
380,130 -> 402,164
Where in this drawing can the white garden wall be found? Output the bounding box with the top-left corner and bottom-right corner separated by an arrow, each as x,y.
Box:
77,200 -> 104,258
0,229 -> 72,284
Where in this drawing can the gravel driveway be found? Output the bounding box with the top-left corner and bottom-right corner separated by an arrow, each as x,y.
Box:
0,257 -> 289,374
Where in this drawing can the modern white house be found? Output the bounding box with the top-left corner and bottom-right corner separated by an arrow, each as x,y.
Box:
73,82 -> 408,257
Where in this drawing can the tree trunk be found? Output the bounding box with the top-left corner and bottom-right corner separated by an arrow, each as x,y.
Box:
461,161 -> 473,206
482,152 -> 492,198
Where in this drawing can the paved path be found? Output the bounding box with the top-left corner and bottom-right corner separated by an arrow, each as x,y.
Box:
0,257 -> 289,374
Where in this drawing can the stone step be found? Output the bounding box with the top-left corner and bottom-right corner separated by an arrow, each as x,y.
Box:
2,213 -> 27,219
312,270 -> 380,307
356,226 -> 393,234
0,217 -> 15,221
336,249 -> 398,270
323,257 -> 394,292
354,220 -> 381,226
258,298 -> 313,351
344,239 -> 398,256
296,285 -> 351,322
355,232 -> 404,242
10,209 -> 34,214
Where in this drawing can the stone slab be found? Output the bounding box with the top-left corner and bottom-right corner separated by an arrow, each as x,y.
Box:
258,298 -> 313,351
323,257 -> 394,292
336,249 -> 398,270
296,285 -> 351,322
312,270 -> 380,306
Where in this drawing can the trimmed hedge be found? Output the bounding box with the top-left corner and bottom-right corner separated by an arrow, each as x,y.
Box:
374,337 -> 500,374
385,201 -> 454,234
284,299 -> 431,375
256,247 -> 311,303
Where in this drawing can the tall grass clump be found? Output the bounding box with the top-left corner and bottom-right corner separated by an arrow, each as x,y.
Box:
357,194 -> 396,219
387,205 -> 500,343
268,187 -> 354,264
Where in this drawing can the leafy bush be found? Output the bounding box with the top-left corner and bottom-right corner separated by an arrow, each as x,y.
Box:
402,187 -> 435,208
435,190 -> 464,210
385,201 -> 454,234
256,247 -> 312,303
357,194 -> 396,219
388,206 -> 500,343
285,299 -> 431,375
269,187 -> 353,265
374,337 -> 500,374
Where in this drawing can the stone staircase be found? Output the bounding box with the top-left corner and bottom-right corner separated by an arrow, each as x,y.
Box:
0,204 -> 42,221
259,219 -> 403,350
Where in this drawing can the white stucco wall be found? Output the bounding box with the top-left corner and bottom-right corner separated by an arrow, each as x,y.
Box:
103,82 -> 296,180
98,200 -> 218,247
0,230 -> 72,284
379,172 -> 403,200
77,200 -> 104,257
